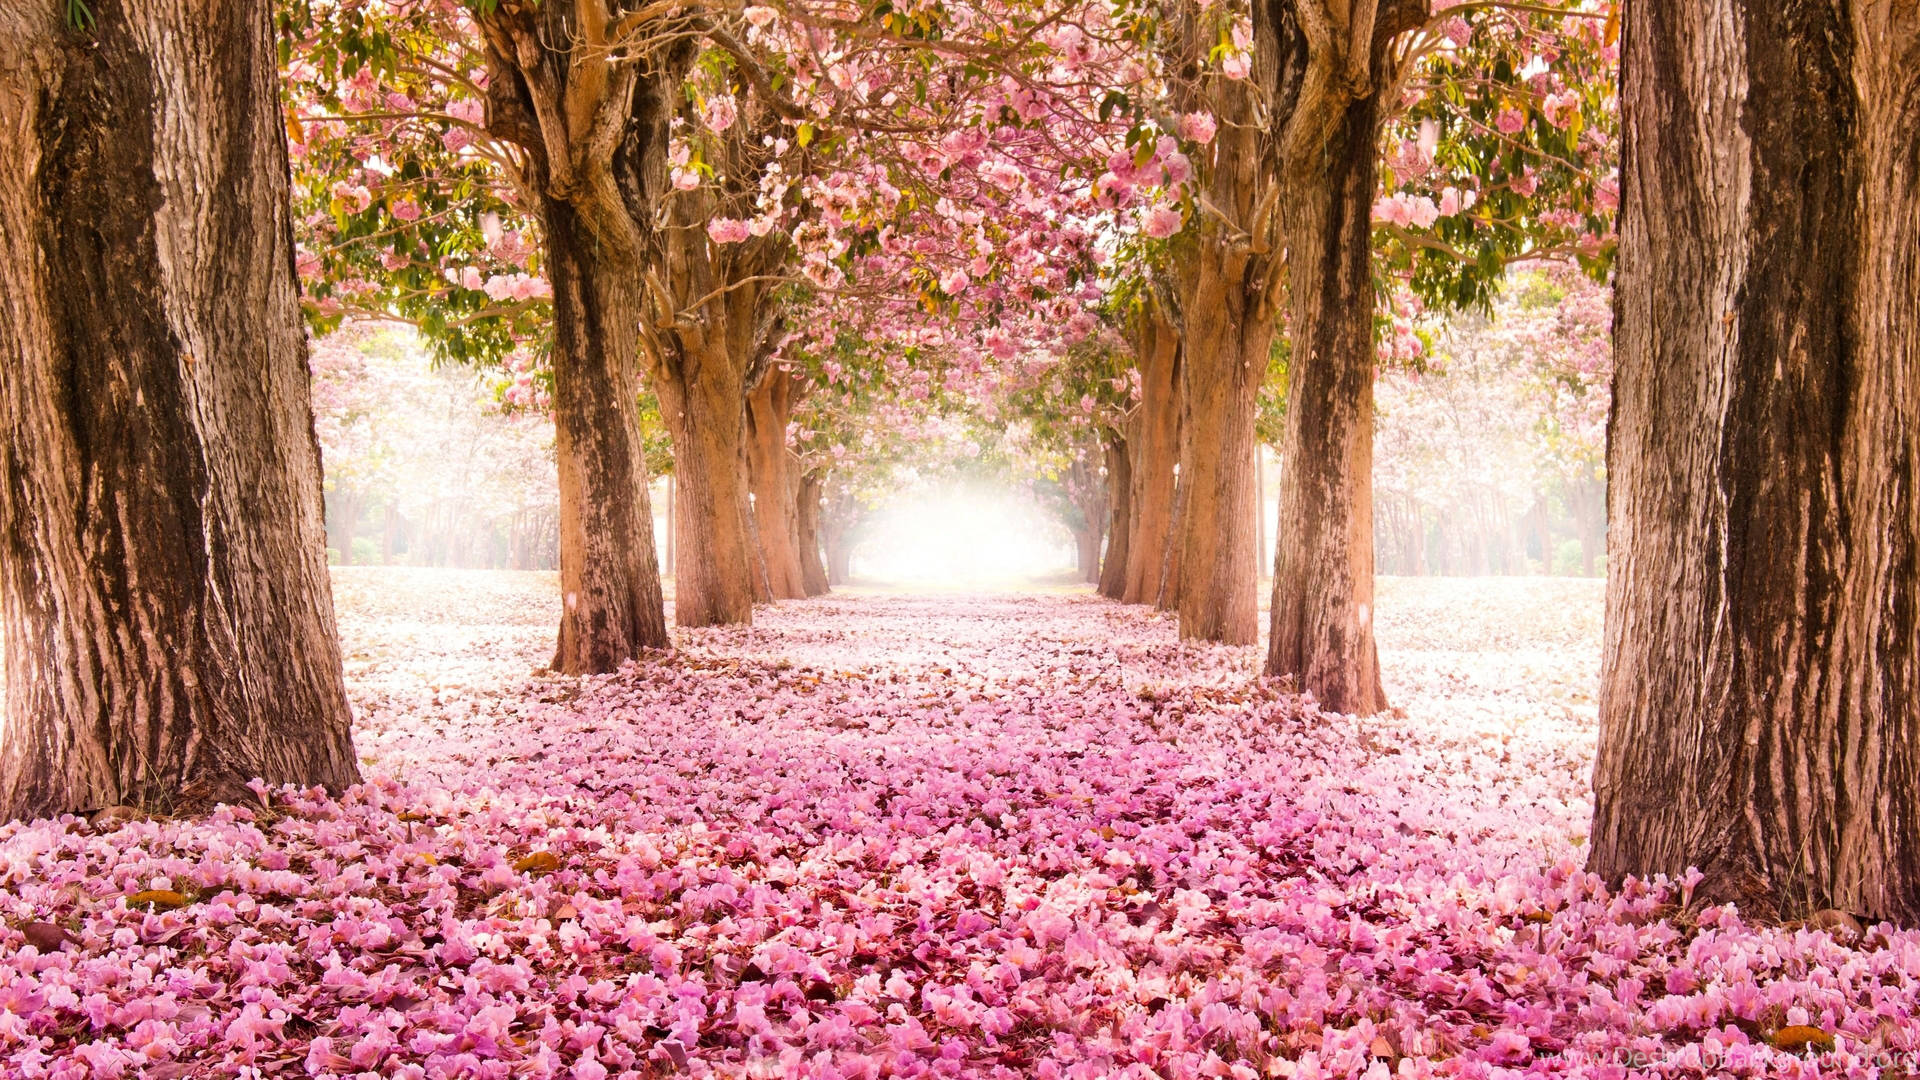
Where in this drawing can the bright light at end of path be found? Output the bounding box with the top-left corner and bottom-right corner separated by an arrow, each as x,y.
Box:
855,486 -> 1071,586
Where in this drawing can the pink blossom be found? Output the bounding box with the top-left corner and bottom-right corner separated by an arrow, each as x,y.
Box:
447,98 -> 484,125
1373,194 -> 1413,227
1596,173 -> 1620,211
701,94 -> 738,133
1141,203 -> 1183,239
331,182 -> 373,214
1543,89 -> 1582,128
1178,111 -> 1217,145
707,217 -> 752,244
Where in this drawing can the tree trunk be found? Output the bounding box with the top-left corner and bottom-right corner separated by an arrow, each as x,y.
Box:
1529,498 -> 1549,576
543,198 -> 670,672
1255,448 -> 1267,578
1568,477 -> 1605,578
329,490 -> 361,566
656,337 -> 757,628
381,501 -> 400,564
1266,81 -> 1389,715
1098,433 -> 1132,598
1063,449 -> 1110,588
0,0 -> 358,819
795,469 -> 830,596
746,471 -> 774,604
1591,0 -> 1920,922
1074,527 -> 1103,584
1123,302 -> 1183,606
662,473 -> 675,578
825,527 -> 853,587
1174,244 -> 1268,644
745,372 -> 807,599
1157,472 -> 1184,613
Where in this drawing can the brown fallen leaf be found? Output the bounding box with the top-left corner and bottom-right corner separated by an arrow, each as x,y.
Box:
128,889 -> 188,911
20,921 -> 73,951
513,851 -> 560,874
91,805 -> 148,829
1807,908 -> 1864,940
1769,1025 -> 1836,1053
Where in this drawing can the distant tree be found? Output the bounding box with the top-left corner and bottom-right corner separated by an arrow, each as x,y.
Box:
311,326 -> 564,570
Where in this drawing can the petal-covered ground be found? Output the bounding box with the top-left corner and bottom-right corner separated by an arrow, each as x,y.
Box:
3,571 -> 1916,1079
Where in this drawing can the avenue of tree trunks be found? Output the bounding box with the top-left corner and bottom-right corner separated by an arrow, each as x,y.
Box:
1,0 -> 1918,1045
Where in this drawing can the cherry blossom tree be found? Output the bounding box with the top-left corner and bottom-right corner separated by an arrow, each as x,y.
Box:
284,0 -> 1125,644
311,324 -> 565,569
1096,0 -> 1617,712
1371,266 -> 1609,578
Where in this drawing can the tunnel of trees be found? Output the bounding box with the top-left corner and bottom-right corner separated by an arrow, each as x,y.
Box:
0,3 -> 1916,1069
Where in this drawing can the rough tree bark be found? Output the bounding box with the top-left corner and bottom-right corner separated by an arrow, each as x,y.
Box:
630,101 -> 792,626
482,2 -> 793,632
1169,76 -> 1271,643
1156,471 -> 1184,613
475,2 -> 675,670
1172,261 -> 1265,642
661,474 -> 675,578
649,276 -> 779,626
654,332 -> 757,626
0,0 -> 359,819
542,197 -> 670,668
745,367 -> 808,599
1260,0 -> 1427,713
1265,10 -> 1409,712
1098,432 -> 1132,599
795,469 -> 831,596
1590,0 -> 1920,921
1122,294 -> 1183,606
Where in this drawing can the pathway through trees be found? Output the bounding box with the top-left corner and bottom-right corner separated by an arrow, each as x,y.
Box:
4,573 -> 1913,1075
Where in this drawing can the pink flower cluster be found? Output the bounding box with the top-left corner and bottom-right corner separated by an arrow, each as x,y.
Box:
1,581 -> 1915,1079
